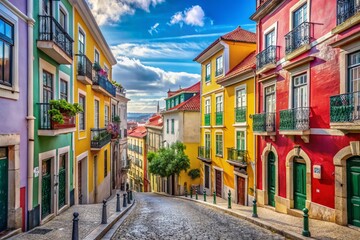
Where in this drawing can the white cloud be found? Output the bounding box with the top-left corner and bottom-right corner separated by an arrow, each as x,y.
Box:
148,23 -> 160,35
169,5 -> 205,27
87,0 -> 165,26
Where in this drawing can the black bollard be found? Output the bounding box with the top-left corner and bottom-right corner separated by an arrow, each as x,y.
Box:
72,212 -> 79,240
185,189 -> 188,197
101,199 -> 107,224
127,191 -> 131,204
130,190 -> 133,201
116,193 -> 121,212
123,193 -> 127,208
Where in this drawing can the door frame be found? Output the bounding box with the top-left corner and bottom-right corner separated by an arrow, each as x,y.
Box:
57,146 -> 70,214
76,151 -> 88,204
213,166 -> 223,198
234,171 -> 248,206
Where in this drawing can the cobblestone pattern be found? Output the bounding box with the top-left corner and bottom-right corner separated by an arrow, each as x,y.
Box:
112,193 -> 284,240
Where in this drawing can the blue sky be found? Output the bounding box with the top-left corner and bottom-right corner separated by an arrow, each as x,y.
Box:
87,0 -> 256,112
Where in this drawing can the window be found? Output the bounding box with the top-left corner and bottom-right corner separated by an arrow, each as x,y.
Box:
42,0 -> 50,15
216,95 -> 223,112
94,49 -> 100,63
78,30 -> 85,55
265,85 -> 275,112
236,131 -> 246,150
205,63 -> 211,82
60,79 -> 68,100
265,30 -> 275,48
171,119 -> 175,134
79,94 -> 85,130
104,65 -> 109,74
216,56 -> 223,76
0,18 -> 14,87
43,70 -> 53,103
171,99 -> 174,108
293,4 -> 307,28
175,97 -> 179,106
205,133 -> 210,151
236,88 -> 246,108
105,105 -> 109,126
111,104 -> 116,121
348,51 -> 360,93
94,100 -> 99,128
215,133 -> 223,156
180,94 -> 184,103
293,74 -> 308,108
104,150 -> 108,177
59,8 -> 67,30
205,98 -> 211,114
166,119 -> 169,133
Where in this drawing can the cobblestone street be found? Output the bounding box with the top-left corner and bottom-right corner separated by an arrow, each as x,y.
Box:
112,193 -> 284,240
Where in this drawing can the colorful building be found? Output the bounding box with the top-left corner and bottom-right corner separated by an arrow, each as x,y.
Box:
72,0 -> 117,205
251,0 -> 360,226
162,82 -> 201,195
0,0 -> 31,233
194,28 -> 256,201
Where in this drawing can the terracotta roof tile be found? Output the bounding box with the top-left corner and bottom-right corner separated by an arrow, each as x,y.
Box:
128,126 -> 147,138
145,114 -> 163,127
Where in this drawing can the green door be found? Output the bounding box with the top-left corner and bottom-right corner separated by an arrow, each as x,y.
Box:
42,159 -> 52,219
0,148 -> 8,231
268,152 -> 276,207
58,154 -> 66,210
347,157 -> 360,227
294,161 -> 306,210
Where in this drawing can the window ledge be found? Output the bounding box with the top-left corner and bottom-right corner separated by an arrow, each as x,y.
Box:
0,86 -> 19,100
215,154 -> 223,158
256,63 -> 277,75
285,44 -> 311,61
233,122 -> 248,127
332,13 -> 360,35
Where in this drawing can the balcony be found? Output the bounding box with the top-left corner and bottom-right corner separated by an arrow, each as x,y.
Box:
226,148 -> 247,168
91,128 -> 111,150
333,0 -> 360,33
256,45 -> 278,74
215,111 -> 223,126
252,112 -> 276,140
235,107 -> 246,123
204,113 -> 211,126
251,0 -> 283,21
121,160 -> 131,171
279,107 -> 310,142
37,15 -> 73,64
76,54 -> 93,85
92,73 -> 116,97
285,22 -> 312,60
116,86 -> 126,96
330,91 -> 360,132
198,146 -> 211,163
37,103 -> 76,136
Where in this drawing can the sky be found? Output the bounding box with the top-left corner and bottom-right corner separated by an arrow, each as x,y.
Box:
87,0 -> 256,113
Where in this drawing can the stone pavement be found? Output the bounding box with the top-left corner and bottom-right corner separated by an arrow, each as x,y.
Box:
11,191 -> 134,240
176,194 -> 360,240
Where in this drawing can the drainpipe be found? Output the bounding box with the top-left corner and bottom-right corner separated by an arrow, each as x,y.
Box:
26,0 -> 35,223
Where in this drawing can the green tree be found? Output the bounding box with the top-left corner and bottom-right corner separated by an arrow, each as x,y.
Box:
148,141 -> 190,178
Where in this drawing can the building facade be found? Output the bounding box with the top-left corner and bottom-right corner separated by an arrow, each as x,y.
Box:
194,28 -> 256,201
251,0 -> 360,226
162,82 -> 201,195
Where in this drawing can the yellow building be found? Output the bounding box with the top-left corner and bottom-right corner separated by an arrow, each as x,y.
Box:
73,2 -> 117,204
128,126 -> 147,192
194,27 -> 257,204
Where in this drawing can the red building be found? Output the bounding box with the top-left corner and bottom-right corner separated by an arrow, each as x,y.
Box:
251,0 -> 360,226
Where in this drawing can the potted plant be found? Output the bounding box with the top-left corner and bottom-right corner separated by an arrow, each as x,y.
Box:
188,169 -> 200,180
113,115 -> 121,123
93,62 -> 102,72
107,122 -> 119,139
48,99 -> 83,129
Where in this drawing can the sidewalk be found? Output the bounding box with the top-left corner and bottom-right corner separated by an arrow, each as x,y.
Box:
11,191 -> 135,240
176,194 -> 360,240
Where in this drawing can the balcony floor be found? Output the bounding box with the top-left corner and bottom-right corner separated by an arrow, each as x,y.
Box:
38,127 -> 76,136
37,40 -> 73,65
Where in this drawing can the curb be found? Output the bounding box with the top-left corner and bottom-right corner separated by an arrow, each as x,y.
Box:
84,197 -> 136,240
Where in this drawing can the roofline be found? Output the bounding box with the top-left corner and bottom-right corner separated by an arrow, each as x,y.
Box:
165,91 -> 199,100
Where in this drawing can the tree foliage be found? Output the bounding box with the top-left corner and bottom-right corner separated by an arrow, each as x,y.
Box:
148,141 -> 190,178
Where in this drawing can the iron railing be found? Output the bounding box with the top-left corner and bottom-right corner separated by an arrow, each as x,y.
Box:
279,107 -> 310,131
235,107 -> 246,123
227,148 -> 247,165
215,111 -> 223,125
92,73 -> 116,97
38,15 -> 73,58
38,103 -> 75,130
76,54 -> 92,79
91,128 -> 111,149
330,91 -> 360,122
256,45 -> 277,70
116,86 -> 126,95
337,0 -> 360,25
198,146 -> 211,160
204,113 -> 211,126
285,22 -> 311,55
252,112 -> 276,132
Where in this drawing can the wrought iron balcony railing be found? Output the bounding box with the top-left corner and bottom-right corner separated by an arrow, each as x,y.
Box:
92,73 -> 116,97
337,0 -> 360,25
38,15 -> 73,57
252,112 -> 275,132
76,54 -> 93,79
285,22 -> 311,55
204,113 -> 211,126
330,91 -> 360,123
38,103 -> 76,130
279,107 -> 310,131
235,107 -> 246,123
256,45 -> 277,70
227,148 -> 247,165
215,111 -> 223,125
91,128 -> 111,149
198,146 -> 211,160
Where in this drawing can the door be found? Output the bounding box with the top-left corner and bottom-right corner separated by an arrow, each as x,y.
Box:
294,161 -> 306,210
58,153 -> 66,210
237,177 -> 245,205
93,155 -> 97,202
215,170 -> 222,197
204,165 -> 210,191
347,157 -> 360,227
265,30 -> 275,48
78,161 -> 82,204
265,85 -> 276,131
268,152 -> 276,207
42,159 -> 52,219
0,148 -> 8,231
293,74 -> 308,130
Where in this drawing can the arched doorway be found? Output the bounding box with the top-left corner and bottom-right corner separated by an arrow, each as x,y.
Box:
347,156 -> 360,227
268,151 -> 276,207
